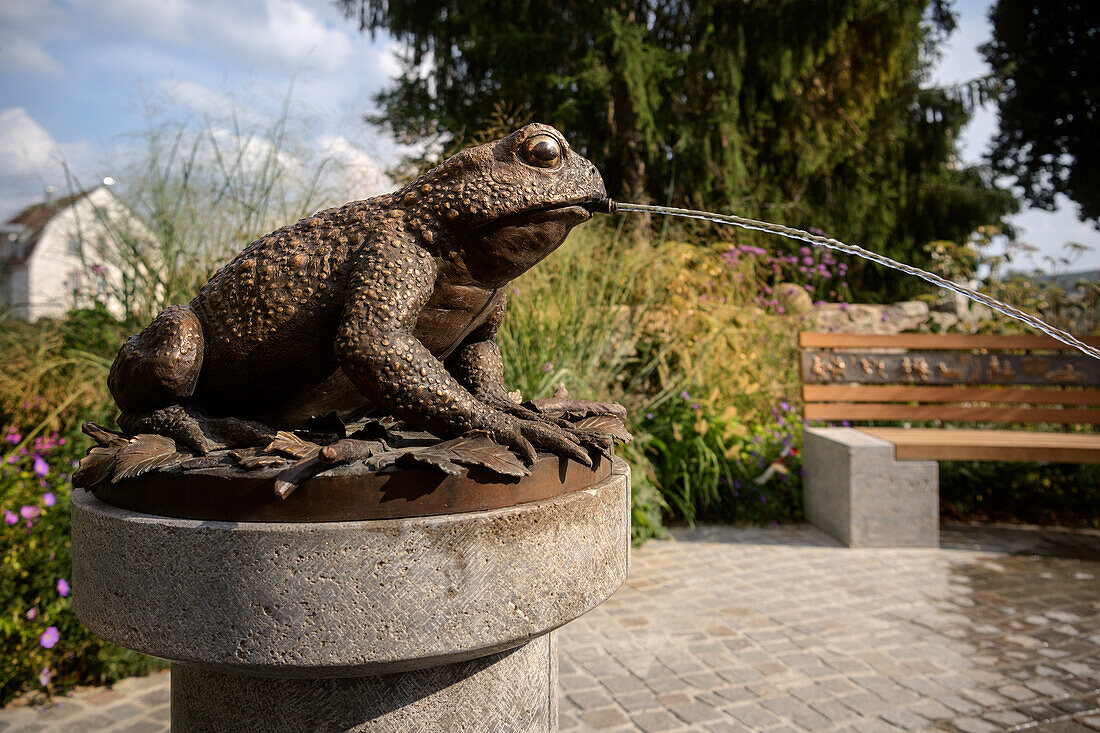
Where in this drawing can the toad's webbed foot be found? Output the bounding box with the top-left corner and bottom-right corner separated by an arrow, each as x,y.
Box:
118,405 -> 277,455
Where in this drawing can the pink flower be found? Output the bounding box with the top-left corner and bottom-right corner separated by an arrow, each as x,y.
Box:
20,505 -> 40,520
43,492 -> 56,507
39,667 -> 52,687
39,626 -> 60,649
4,431 -> 19,444
33,455 -> 49,477
26,607 -> 37,620
4,509 -> 16,525
57,578 -> 70,597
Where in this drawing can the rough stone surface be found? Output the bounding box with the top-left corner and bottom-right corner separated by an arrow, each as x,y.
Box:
72,460 -> 630,676
803,427 -> 938,547
171,634 -> 555,732
812,297 -> 991,335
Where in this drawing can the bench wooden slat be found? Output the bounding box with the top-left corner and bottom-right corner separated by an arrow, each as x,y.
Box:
805,403 -> 1100,424
799,333 -> 1100,350
803,385 -> 1100,406
858,427 -> 1100,463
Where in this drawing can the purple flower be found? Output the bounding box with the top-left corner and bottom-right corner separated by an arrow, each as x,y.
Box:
779,400 -> 790,412
4,509 -> 16,525
645,412 -> 654,419
43,492 -> 56,507
799,246 -> 810,255
33,455 -> 49,477
20,505 -> 40,520
680,390 -> 690,400
4,431 -> 20,444
57,578 -> 70,597
39,626 -> 60,649
691,402 -> 700,410
39,667 -> 52,687
733,481 -> 741,489
759,495 -> 768,503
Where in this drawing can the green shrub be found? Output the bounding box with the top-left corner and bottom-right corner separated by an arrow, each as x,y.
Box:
0,429 -> 165,705
941,460 -> 1100,529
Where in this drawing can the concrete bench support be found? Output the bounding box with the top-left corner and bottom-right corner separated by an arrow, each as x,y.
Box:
803,427 -> 938,548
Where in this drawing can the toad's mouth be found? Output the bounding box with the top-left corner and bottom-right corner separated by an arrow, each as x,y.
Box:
477,201 -> 597,233
464,201 -> 603,285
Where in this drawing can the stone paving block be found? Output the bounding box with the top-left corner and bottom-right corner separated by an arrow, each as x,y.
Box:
63,714 -> 117,733
908,699 -> 955,721
613,691 -> 661,712
999,683 -> 1041,701
630,709 -> 683,732
725,702 -> 782,728
578,707 -> 631,729
810,699 -> 860,725
114,722 -> 166,733
840,691 -> 891,716
850,719 -> 904,733
103,703 -> 143,721
704,722 -> 753,733
951,716 -> 1002,733
568,689 -> 614,710
938,693 -> 983,715
669,701 -> 722,724
878,708 -> 929,730
713,686 -> 756,704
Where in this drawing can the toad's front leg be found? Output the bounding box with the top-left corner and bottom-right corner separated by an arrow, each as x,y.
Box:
334,237 -> 591,466
445,297 -> 616,459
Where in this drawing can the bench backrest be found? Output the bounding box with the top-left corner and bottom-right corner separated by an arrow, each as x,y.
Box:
799,333 -> 1100,425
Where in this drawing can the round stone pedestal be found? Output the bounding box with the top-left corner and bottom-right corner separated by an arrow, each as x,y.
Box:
72,458 -> 630,731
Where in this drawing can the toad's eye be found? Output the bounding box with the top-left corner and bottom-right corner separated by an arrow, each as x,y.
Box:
521,134 -> 562,168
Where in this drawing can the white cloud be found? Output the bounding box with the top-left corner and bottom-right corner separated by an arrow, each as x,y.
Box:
0,108 -> 100,218
316,134 -> 391,202
0,37 -> 65,78
155,79 -> 263,124
0,108 -> 61,176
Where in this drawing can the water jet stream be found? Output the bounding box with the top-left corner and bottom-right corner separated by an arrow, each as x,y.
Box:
609,201 -> 1100,361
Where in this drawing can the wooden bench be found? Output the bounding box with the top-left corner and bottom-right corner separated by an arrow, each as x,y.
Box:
797,332 -> 1100,547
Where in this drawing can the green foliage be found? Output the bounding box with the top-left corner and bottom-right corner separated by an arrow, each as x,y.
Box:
982,0 -> 1100,224
0,430 -> 165,706
500,222 -> 808,537
339,0 -> 1017,300
941,461 -> 1100,529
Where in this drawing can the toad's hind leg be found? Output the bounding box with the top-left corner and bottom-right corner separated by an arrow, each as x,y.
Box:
108,305 -> 277,454
108,304 -> 205,414
117,405 -> 276,455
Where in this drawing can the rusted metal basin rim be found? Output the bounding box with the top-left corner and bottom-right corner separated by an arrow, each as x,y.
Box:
92,451 -> 613,522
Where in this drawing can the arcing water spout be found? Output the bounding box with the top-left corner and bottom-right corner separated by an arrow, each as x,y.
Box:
601,201 -> 1100,361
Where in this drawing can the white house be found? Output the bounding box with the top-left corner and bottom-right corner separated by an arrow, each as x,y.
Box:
0,185 -> 128,321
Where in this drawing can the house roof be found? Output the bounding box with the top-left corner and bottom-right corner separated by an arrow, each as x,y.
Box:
2,189 -> 94,267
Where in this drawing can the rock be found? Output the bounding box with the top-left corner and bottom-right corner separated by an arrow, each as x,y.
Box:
774,282 -> 814,315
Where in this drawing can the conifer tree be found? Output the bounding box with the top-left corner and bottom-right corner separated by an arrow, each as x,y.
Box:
340,0 -> 1016,298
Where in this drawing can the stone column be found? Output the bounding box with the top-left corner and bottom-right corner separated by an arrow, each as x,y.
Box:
72,459 -> 630,732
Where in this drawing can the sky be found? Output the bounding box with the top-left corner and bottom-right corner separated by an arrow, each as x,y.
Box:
1,0 -> 1097,273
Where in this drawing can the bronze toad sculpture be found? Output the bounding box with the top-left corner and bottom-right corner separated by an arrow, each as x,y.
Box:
100,124 -> 622,478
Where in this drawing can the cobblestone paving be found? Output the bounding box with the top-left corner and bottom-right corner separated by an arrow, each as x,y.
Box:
1,523 -> 1098,732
